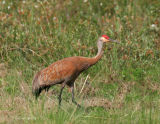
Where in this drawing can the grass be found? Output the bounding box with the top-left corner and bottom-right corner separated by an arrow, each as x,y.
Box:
0,0 -> 160,123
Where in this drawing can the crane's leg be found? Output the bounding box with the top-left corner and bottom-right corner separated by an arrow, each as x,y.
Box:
71,85 -> 81,108
58,83 -> 65,106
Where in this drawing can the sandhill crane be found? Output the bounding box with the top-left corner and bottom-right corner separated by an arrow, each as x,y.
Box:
32,35 -> 119,107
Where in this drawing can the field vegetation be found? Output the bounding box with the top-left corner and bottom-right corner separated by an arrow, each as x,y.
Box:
0,0 -> 160,123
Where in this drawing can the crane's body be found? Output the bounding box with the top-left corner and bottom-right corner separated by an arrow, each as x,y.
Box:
32,35 -> 119,107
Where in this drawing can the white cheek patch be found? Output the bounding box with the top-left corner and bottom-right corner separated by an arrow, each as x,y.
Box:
101,37 -> 108,42
101,37 -> 105,40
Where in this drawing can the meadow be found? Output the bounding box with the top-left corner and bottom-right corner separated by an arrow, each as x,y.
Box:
0,0 -> 160,123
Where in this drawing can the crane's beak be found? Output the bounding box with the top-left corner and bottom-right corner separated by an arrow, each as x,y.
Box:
109,38 -> 120,43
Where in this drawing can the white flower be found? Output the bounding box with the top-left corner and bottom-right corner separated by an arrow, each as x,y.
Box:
22,24 -> 25,27
23,0 -> 26,4
100,3 -> 103,6
150,24 -> 158,31
2,1 -> 5,4
151,24 -> 156,28
83,0 -> 87,3
34,5 -> 38,8
53,17 -> 57,20
8,6 -> 10,9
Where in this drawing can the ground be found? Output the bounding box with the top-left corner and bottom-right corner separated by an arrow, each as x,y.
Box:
0,0 -> 160,123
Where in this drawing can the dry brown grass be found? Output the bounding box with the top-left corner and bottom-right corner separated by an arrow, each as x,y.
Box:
112,82 -> 135,108
82,81 -> 136,109
145,78 -> 160,94
0,63 -> 7,78
0,95 -> 28,123
83,97 -> 112,109
19,82 -> 31,95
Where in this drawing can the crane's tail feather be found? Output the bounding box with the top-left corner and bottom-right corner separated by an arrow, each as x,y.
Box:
32,72 -> 42,98
32,86 -> 42,98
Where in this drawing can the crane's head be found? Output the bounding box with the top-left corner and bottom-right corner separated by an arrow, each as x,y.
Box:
100,35 -> 119,43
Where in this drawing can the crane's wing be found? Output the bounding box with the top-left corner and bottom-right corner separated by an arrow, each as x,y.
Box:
38,59 -> 77,86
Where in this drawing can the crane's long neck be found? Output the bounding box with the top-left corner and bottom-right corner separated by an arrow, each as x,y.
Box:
88,40 -> 104,66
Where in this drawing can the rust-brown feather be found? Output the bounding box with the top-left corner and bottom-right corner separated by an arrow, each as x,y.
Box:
32,35 -> 118,107
32,36 -> 106,100
32,55 -> 102,97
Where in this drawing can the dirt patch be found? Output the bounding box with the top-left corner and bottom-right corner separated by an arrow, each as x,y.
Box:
0,63 -> 7,78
